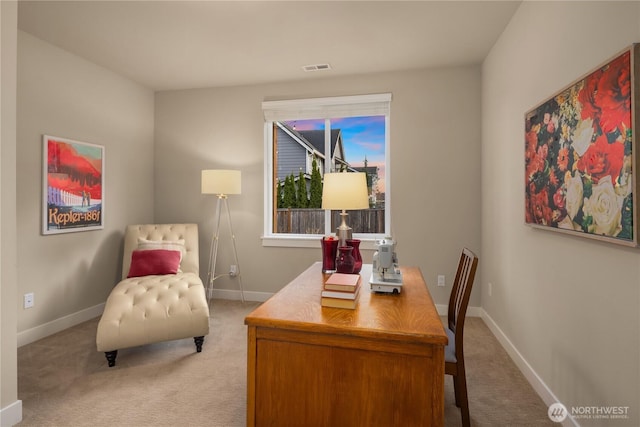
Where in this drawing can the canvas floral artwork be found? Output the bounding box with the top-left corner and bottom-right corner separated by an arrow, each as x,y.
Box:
525,48 -> 635,244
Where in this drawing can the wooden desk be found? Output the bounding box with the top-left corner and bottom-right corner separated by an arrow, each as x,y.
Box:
245,263 -> 447,427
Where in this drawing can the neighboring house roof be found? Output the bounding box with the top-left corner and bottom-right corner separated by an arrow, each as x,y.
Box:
276,122 -> 350,172
353,165 -> 377,175
297,129 -> 342,160
277,122 -> 318,155
353,165 -> 378,188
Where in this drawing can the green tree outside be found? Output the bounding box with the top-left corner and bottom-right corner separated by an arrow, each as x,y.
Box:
297,170 -> 308,208
282,173 -> 297,208
276,178 -> 283,208
309,157 -> 323,208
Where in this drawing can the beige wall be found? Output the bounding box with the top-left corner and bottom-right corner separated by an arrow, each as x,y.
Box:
16,31 -> 155,335
154,66 -> 482,306
1,1 -> 19,423
482,1 -> 640,424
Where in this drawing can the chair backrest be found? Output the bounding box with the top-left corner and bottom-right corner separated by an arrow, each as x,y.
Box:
121,224 -> 200,280
447,248 -> 479,339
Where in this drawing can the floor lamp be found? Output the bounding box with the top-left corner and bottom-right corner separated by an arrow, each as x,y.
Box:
202,169 -> 245,303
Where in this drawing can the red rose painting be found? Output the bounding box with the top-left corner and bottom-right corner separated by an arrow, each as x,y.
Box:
576,134 -> 624,184
524,45 -> 637,245
595,52 -> 631,134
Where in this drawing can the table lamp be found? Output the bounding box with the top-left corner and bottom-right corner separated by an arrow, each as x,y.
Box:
201,169 -> 245,303
321,172 -> 369,246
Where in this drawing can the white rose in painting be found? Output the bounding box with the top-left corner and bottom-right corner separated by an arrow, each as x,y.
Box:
615,155 -> 633,199
557,215 -> 577,231
571,118 -> 594,157
565,173 -> 583,220
582,176 -> 623,236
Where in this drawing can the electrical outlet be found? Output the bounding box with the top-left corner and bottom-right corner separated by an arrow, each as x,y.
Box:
437,275 -> 445,287
229,265 -> 238,277
24,293 -> 34,309
488,282 -> 493,297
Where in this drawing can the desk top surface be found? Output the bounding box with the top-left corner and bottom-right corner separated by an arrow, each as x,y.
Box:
245,262 -> 447,345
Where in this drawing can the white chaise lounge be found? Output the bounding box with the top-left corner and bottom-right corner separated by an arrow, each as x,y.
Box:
96,224 -> 210,367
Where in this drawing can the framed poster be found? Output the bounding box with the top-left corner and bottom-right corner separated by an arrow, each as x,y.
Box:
43,135 -> 104,235
525,44 -> 639,247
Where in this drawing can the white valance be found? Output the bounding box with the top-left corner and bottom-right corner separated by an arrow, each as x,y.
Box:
262,93 -> 392,122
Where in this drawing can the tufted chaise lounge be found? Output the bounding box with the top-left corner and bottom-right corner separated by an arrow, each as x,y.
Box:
96,224 -> 210,367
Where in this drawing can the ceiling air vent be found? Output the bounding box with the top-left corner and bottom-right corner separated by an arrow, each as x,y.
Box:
302,63 -> 332,72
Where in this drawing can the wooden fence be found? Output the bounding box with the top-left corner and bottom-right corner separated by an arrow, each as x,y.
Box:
276,208 -> 385,234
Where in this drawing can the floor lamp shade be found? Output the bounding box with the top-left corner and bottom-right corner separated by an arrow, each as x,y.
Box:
201,170 -> 241,195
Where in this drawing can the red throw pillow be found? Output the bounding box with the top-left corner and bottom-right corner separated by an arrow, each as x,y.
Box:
127,249 -> 182,278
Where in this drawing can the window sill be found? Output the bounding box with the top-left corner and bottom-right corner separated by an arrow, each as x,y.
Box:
261,235 -> 378,251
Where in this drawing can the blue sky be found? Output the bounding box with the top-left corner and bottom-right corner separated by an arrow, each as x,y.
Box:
286,116 -> 386,191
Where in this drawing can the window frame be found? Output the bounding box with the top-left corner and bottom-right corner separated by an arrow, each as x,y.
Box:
262,93 -> 392,249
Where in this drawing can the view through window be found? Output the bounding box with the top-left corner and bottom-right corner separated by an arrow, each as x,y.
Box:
263,94 -> 391,241
271,117 -> 387,236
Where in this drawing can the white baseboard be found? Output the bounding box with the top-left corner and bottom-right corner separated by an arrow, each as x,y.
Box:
480,309 -> 579,427
211,288 -> 273,302
435,304 -> 482,317
17,303 -> 105,348
0,399 -> 22,427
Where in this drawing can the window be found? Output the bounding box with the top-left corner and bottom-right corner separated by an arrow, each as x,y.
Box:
262,94 -> 391,247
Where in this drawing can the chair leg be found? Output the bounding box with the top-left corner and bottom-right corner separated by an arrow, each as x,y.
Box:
105,350 -> 118,367
456,368 -> 471,427
450,373 -> 459,407
194,336 -> 204,352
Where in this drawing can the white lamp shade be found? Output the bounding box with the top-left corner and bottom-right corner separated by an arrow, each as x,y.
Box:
321,172 -> 369,210
201,170 -> 241,195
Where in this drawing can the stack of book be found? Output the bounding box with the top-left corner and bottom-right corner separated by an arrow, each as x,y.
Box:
321,273 -> 361,309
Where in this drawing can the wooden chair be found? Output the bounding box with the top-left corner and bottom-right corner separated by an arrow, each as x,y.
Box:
445,247 -> 479,427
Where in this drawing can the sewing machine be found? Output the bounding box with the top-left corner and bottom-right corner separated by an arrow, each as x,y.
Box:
370,238 -> 403,294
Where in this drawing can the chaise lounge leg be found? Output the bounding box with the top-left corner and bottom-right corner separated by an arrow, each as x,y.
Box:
194,336 -> 204,352
105,350 -> 118,367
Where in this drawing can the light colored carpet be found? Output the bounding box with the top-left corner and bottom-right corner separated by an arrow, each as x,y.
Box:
17,299 -> 552,426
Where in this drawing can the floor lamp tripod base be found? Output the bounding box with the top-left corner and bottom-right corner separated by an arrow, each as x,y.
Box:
206,195 -> 246,304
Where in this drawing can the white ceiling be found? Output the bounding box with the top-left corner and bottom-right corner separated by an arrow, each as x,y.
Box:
17,1 -> 521,92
